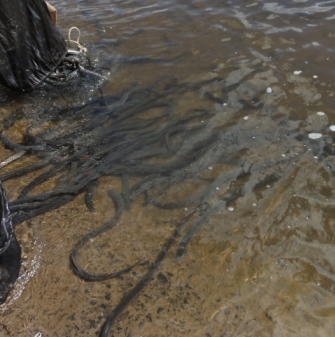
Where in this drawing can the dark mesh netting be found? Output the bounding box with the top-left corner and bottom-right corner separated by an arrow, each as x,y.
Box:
0,0 -> 66,91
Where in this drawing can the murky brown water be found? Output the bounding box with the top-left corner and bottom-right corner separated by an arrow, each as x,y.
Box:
2,1 -> 335,336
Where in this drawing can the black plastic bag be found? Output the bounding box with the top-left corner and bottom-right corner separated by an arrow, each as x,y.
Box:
0,180 -> 21,304
0,0 -> 67,91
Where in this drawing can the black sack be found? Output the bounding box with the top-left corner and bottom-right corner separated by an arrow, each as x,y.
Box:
0,179 -> 21,304
0,0 -> 67,91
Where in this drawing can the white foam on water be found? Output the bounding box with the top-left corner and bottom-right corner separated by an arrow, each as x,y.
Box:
329,125 -> 335,131
308,133 -> 322,139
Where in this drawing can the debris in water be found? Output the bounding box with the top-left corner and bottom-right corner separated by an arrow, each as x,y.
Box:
308,133 -> 322,139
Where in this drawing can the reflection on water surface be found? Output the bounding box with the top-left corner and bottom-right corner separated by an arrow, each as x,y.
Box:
2,1 -> 335,336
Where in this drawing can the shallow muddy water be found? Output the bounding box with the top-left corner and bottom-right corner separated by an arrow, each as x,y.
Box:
2,1 -> 335,336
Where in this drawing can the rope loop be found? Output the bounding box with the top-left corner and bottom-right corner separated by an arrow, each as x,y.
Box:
66,27 -> 88,53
